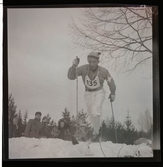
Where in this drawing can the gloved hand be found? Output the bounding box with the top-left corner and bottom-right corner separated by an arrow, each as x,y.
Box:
72,57 -> 80,67
109,93 -> 116,102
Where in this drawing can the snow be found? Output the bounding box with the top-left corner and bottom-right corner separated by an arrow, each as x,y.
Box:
9,137 -> 153,159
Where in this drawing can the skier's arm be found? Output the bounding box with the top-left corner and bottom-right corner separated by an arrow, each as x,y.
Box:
67,65 -> 82,80
105,70 -> 116,95
24,119 -> 32,137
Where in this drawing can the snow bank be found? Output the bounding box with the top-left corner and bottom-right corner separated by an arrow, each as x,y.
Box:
9,137 -> 153,159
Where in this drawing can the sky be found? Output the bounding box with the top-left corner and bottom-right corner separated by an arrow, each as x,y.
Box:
8,8 -> 153,129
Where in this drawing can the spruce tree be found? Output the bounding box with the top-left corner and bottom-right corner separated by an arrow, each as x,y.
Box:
8,93 -> 17,138
100,120 -> 107,140
17,110 -> 23,137
23,110 -> 28,125
124,111 -> 137,144
61,108 -> 71,124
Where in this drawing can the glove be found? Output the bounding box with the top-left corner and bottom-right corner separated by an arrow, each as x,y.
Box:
72,57 -> 80,67
109,93 -> 116,102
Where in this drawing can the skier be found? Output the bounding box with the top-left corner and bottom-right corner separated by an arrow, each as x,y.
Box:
24,111 -> 42,138
67,51 -> 116,142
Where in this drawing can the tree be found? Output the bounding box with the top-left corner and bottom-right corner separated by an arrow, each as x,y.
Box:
8,93 -> 17,138
23,110 -> 28,125
70,7 -> 153,76
17,110 -> 23,137
107,116 -> 119,142
45,113 -> 52,125
8,93 -> 17,125
61,108 -> 71,124
100,120 -> 108,140
104,116 -> 110,127
143,108 -> 152,133
137,112 -> 145,137
71,110 -> 93,141
116,122 -> 125,143
50,119 -> 55,126
41,113 -> 53,138
125,111 -> 135,131
76,109 -> 89,125
21,110 -> 28,135
137,108 -> 153,139
124,111 -> 138,144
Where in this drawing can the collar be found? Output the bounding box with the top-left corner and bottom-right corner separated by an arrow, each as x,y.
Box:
88,65 -> 99,73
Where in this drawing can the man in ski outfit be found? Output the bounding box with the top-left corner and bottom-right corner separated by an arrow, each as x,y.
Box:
67,51 -> 116,141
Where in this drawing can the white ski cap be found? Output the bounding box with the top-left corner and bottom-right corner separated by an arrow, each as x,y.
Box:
87,51 -> 101,59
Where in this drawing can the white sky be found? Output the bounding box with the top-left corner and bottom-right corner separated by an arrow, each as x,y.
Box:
8,8 -> 153,129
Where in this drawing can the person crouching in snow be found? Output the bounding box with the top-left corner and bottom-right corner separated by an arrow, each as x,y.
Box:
67,51 -> 116,142
24,111 -> 42,138
75,124 -> 89,141
58,119 -> 70,140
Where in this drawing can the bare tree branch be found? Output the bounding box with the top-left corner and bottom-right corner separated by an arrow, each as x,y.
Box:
126,56 -> 151,72
70,7 -> 152,75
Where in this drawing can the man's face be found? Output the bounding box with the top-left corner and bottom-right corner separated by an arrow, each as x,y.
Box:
88,57 -> 99,71
35,114 -> 41,120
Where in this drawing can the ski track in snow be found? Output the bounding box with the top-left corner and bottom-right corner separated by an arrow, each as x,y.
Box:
9,137 -> 153,159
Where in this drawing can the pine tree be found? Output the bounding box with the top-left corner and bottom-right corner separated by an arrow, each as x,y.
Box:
100,120 -> 108,140
8,93 -> 17,122
76,109 -> 92,131
116,122 -> 125,143
46,113 -> 51,125
124,111 -> 137,144
61,108 -> 71,124
105,116 -> 110,127
21,110 -> 28,135
107,116 -> 118,142
70,115 -> 77,127
17,110 -> 23,137
8,93 -> 17,138
71,110 -> 92,141
76,109 -> 89,125
50,119 -> 55,126
23,110 -> 28,124
41,114 -> 53,138
125,111 -> 135,131
137,109 -> 153,138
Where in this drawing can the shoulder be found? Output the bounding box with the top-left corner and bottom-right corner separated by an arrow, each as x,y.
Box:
78,64 -> 89,70
98,66 -> 111,78
28,119 -> 34,123
78,64 -> 89,74
98,66 -> 108,73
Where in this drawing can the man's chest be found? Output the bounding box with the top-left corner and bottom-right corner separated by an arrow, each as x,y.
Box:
87,71 -> 98,80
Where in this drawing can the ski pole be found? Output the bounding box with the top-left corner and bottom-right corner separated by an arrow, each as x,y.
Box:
70,56 -> 80,145
110,102 -> 118,143
76,56 -> 78,117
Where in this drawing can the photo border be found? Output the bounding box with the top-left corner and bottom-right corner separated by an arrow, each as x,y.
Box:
3,2 -> 160,162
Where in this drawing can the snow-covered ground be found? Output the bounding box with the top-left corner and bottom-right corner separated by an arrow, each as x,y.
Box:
9,137 -> 153,159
